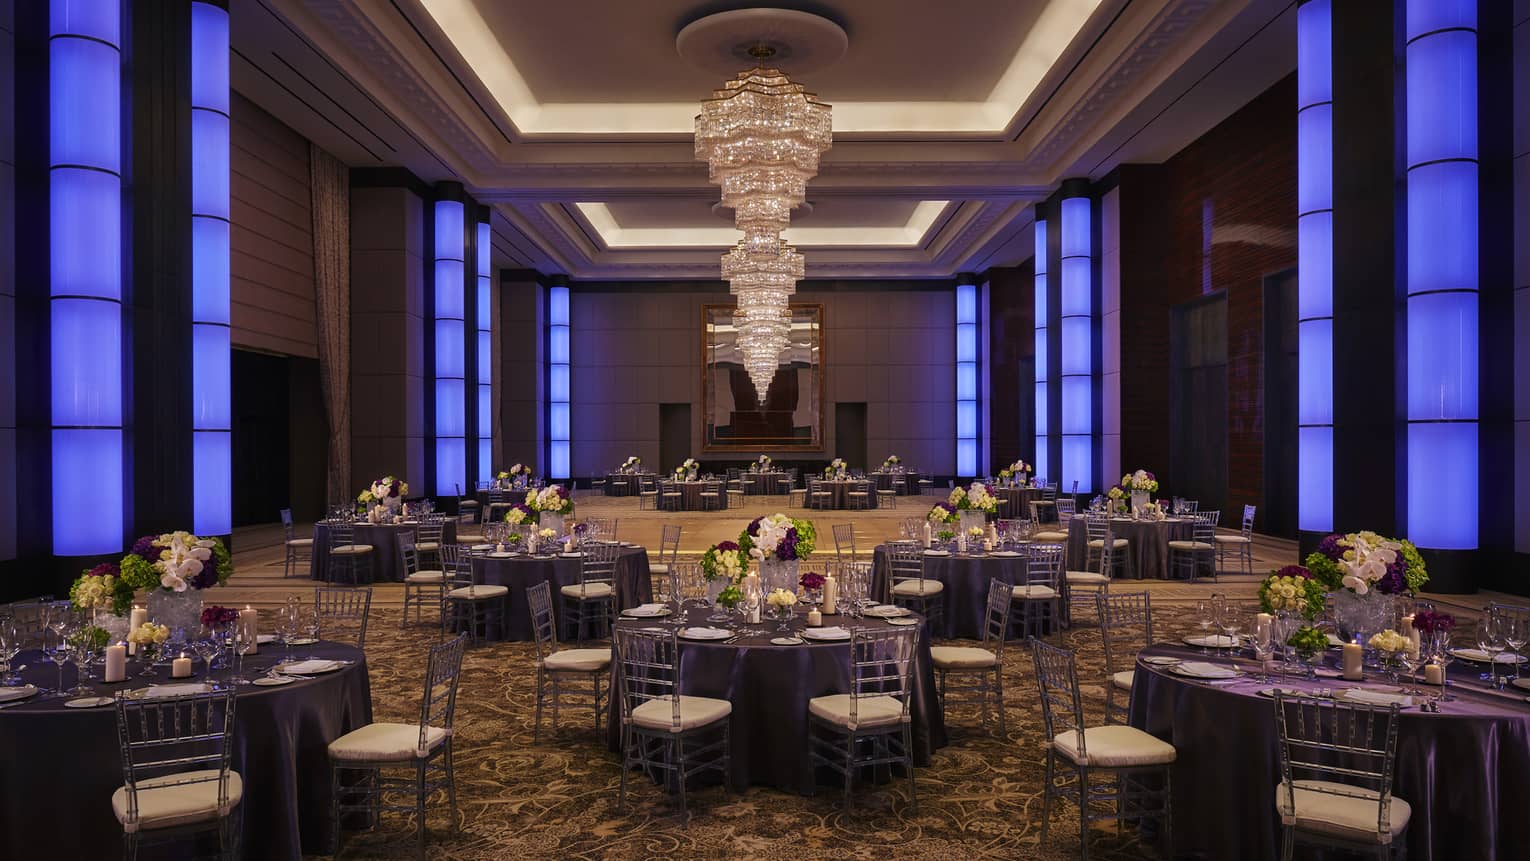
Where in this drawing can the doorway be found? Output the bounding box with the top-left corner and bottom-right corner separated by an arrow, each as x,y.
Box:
834,402 -> 867,471
1169,293 -> 1228,515
659,403 -> 691,473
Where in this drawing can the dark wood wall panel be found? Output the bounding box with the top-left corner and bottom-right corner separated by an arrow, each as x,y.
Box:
1118,75 -> 1297,521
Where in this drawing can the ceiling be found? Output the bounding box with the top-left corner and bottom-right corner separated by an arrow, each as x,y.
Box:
232,0 -> 1297,279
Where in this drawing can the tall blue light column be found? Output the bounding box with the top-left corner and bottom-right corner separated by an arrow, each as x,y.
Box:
1033,218 -> 1050,481
50,0 -> 123,555
1059,191 -> 1095,494
1297,0 -> 1334,536
1404,0 -> 1478,550
190,1 -> 231,535
434,196 -> 467,497
475,218 -> 492,485
955,275 -> 979,477
547,277 -> 570,480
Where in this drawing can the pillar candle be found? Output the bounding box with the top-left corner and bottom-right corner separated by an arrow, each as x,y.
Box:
1341,643 -> 1364,681
1255,613 -> 1272,646
127,606 -> 148,655
922,522 -> 931,549
104,643 -> 126,683
822,574 -> 837,615
241,606 -> 258,655
956,532 -> 967,552
806,607 -> 822,627
1401,614 -> 1420,658
1424,663 -> 1445,685
171,653 -> 193,678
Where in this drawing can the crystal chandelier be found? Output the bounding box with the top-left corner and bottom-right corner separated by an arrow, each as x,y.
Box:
696,65 -> 830,401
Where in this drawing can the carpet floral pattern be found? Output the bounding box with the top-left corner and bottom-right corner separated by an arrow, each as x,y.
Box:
327,608 -> 1205,860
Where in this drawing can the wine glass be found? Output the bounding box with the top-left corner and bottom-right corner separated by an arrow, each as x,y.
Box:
47,627 -> 72,697
1476,613 -> 1505,684
226,624 -> 251,686
1195,601 -> 1216,654
69,635 -> 96,696
1396,647 -> 1424,695
1429,631 -> 1457,701
1502,615 -> 1528,683
1218,607 -> 1244,666
0,618 -> 21,686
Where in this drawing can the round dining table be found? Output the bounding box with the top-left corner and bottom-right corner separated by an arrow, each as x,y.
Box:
604,605 -> 947,793
740,471 -> 791,495
0,641 -> 370,861
469,544 -> 653,640
808,480 -> 880,510
605,473 -> 651,496
310,520 -> 458,583
871,471 -> 922,495
993,486 -> 1044,519
1064,514 -> 1203,579
658,480 -> 724,511
870,544 -> 1058,639
1129,642 -> 1530,860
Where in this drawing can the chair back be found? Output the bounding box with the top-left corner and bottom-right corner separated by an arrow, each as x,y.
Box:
833,523 -> 857,561
1273,691 -> 1401,840
659,525 -> 682,566
673,561 -> 707,608
1084,512 -> 1109,543
313,585 -> 373,649
417,633 -> 468,752
399,541 -> 422,578
578,540 -> 619,593
1192,512 -> 1219,545
1183,499 -> 1199,513
525,580 -> 559,660
417,515 -> 446,546
1029,501 -> 1049,521
1096,521 -> 1121,573
4,599 -> 50,647
613,626 -> 682,730
845,627 -> 917,729
1030,638 -> 1086,754
441,544 -> 472,588
1240,504 -> 1257,538
980,578 -> 1013,657
280,507 -> 297,541
1055,496 -> 1076,518
886,541 -> 926,589
1024,541 -> 1064,591
328,520 -> 357,550
1098,591 -> 1153,675
114,687 -> 238,833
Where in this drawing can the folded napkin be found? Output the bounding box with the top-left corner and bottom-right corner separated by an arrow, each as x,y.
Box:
1185,635 -> 1238,648
142,683 -> 211,699
864,604 -> 908,618
625,604 -> 668,616
1453,648 -> 1520,664
680,627 -> 729,638
0,685 -> 36,703
1178,661 -> 1240,679
806,626 -> 850,638
279,659 -> 339,674
1340,689 -> 1413,707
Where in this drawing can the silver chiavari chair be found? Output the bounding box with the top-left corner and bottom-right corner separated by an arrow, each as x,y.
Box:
807,626 -> 919,812
313,584 -> 373,649
1013,541 -> 1063,639
526,580 -> 611,741
399,541 -> 447,629
280,508 -> 313,578
1098,591 -> 1153,724
887,541 -> 944,627
324,519 -> 373,586
930,578 -> 1011,734
1215,504 -> 1258,576
563,539 -> 618,643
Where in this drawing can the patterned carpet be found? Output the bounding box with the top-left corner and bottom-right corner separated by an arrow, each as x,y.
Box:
327,607 -> 1196,860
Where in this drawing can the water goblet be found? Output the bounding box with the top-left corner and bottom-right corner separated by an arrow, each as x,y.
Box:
1396,648 -> 1425,695
226,625 -> 252,686
1502,615 -> 1528,682
1195,601 -> 1216,655
69,637 -> 97,696
0,618 -> 21,686
47,635 -> 72,697
1429,631 -> 1457,701
1476,613 -> 1505,685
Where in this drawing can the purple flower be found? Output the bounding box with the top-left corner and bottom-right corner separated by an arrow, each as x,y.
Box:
1376,558 -> 1409,595
800,571 -> 825,591
746,517 -> 763,537
89,562 -> 120,579
714,540 -> 740,553
1315,533 -> 1346,562
200,605 -> 239,627
1414,610 -> 1455,636
1275,564 -> 1312,580
778,528 -> 799,561
935,502 -> 956,516
131,535 -> 160,564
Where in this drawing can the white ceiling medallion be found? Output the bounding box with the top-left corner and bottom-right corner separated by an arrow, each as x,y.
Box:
689,9 -> 838,402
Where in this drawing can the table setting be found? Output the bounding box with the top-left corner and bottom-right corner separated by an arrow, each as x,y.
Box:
466,537 -> 653,640
310,517 -> 457,583
1065,512 -> 1198,579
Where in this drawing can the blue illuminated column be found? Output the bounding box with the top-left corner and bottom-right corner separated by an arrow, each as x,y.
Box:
1059,193 -> 1095,494
1033,219 -> 1050,480
1297,0 -> 1334,535
1404,0 -> 1477,550
475,218 -> 492,485
955,276 -> 979,477
434,198 -> 467,496
547,278 -> 570,480
190,1 -> 231,535
50,0 -> 124,554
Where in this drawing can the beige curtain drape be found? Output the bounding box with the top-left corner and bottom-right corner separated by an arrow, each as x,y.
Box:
309,145 -> 351,506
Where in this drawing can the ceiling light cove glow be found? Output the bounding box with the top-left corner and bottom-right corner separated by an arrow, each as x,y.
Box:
574,201 -> 950,248
417,0 -> 1103,135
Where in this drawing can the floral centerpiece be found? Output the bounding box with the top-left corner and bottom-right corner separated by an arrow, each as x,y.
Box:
497,464 -> 532,488
1305,531 -> 1428,643
765,588 -> 799,629
128,621 -> 170,674
757,454 -> 772,469
740,513 -> 816,593
620,456 -> 641,473
1258,565 -> 1326,620
358,476 -> 408,514
882,455 -> 901,470
800,570 -> 826,599
1002,460 -> 1032,486
1119,470 -> 1159,511
70,562 -> 133,617
950,481 -> 997,533
526,485 -> 574,535
927,502 -> 957,525
106,532 -> 232,634
675,458 -> 700,480
824,458 -> 847,478
1414,610 -> 1454,637
1285,625 -> 1329,674
502,502 -> 536,527
1106,486 -> 1128,514
701,541 -> 748,609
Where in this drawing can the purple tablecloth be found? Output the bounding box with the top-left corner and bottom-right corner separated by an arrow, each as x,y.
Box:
604,605 -> 947,793
870,472 -> 921,495
0,641 -> 370,860
993,486 -> 1044,519
606,473 -> 653,496
1064,515 -> 1199,579
740,471 -> 790,494
469,545 -> 652,640
871,545 -> 1048,639
658,481 -> 723,511
310,520 -> 458,583
808,480 -> 880,510
1129,642 -> 1530,860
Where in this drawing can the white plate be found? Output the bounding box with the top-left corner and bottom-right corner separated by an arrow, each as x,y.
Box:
923,550 -> 950,557
802,627 -> 852,641
276,659 -> 343,674
137,683 -> 214,700
0,684 -> 38,703
64,696 -> 114,708
470,544 -> 494,551
488,552 -> 514,559
991,551 -> 1021,557
252,676 -> 296,687
885,617 -> 919,627
1170,662 -> 1242,680
621,607 -> 672,618
1333,689 -> 1414,708
863,604 -> 911,618
559,552 -> 584,558
286,637 -> 319,646
1256,687 -> 1309,699
678,627 -> 732,641
771,637 -> 804,646
256,634 -> 278,645
1511,678 -> 1530,692
1182,635 -> 1239,649
1450,648 -> 1527,665
1140,656 -> 1180,667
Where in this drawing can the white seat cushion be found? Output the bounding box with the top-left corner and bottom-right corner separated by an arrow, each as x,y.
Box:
459,500 -> 480,507
1167,540 -> 1215,551
931,646 -> 997,669
1111,670 -> 1135,691
1013,584 -> 1058,599
416,542 -> 441,552
1214,534 -> 1251,544
561,582 -> 614,599
1065,570 -> 1111,584
809,694 -> 907,729
446,585 -> 509,600
331,544 -> 373,555
1052,725 -> 1176,767
1275,779 -> 1411,843
1088,538 -> 1131,549
630,695 -> 732,732
458,534 -> 485,545
891,579 -> 944,597
543,647 -> 612,672
649,563 -> 670,574
329,722 -> 449,762
112,770 -> 243,832
405,570 -> 446,584
286,538 -> 314,548
1032,531 -> 1069,542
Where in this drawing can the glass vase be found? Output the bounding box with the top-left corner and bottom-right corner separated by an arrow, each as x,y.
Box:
759,559 -> 799,595
146,589 -> 205,640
